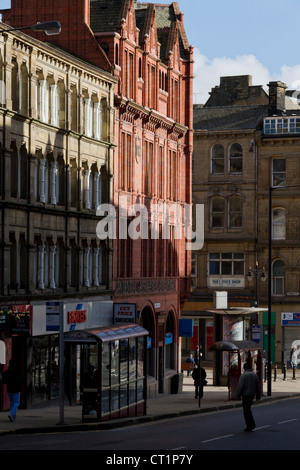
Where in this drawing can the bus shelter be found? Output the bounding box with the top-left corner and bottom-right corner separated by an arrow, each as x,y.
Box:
65,323 -> 148,422
209,340 -> 262,400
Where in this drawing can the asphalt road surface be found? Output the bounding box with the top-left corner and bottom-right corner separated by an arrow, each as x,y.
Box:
1,397 -> 300,454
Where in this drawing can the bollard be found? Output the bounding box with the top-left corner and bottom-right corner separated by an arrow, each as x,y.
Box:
293,364 -> 297,380
274,364 -> 277,381
283,364 -> 286,381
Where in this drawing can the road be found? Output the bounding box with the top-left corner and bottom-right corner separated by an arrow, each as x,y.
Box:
1,397 -> 300,453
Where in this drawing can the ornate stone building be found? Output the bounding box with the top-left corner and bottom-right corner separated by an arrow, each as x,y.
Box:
0,24 -> 116,299
1,1 -> 194,395
0,21 -> 116,408
185,75 -> 300,368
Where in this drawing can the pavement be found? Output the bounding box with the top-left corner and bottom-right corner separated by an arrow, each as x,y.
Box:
0,368 -> 299,436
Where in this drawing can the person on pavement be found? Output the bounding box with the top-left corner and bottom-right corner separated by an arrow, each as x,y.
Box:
1,359 -> 22,422
185,354 -> 195,376
237,362 -> 261,432
192,365 -> 207,399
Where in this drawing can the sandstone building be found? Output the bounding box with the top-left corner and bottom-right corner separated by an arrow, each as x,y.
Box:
1,0 -> 193,401
186,75 -> 300,370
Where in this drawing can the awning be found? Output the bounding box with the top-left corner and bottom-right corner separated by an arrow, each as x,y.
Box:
209,340 -> 260,352
87,324 -> 148,342
64,323 -> 148,343
205,307 -> 266,315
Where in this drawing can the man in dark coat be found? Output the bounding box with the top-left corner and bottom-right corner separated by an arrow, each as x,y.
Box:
237,362 -> 261,432
1,360 -> 22,422
192,366 -> 207,398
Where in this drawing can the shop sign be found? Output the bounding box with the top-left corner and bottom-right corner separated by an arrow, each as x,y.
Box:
179,319 -> 193,337
282,313 -> 300,326
9,305 -> 32,334
252,325 -> 261,342
113,303 -> 136,324
208,277 -> 245,288
46,302 -> 61,331
67,309 -> 87,325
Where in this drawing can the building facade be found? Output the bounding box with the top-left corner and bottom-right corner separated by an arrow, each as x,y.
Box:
0,21 -> 117,408
183,76 -> 269,363
1,0 -> 194,396
186,75 -> 300,369
257,81 -> 300,366
91,0 -> 194,394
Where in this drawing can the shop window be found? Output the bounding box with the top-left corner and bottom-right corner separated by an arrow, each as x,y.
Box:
32,335 -> 59,405
209,252 -> 244,276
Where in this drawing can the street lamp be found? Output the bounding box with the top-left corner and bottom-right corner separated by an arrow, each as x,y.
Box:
247,261 -> 267,307
0,21 -> 61,36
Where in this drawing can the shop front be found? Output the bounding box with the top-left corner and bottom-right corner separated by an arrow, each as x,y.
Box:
282,313 -> 300,367
0,305 -> 32,411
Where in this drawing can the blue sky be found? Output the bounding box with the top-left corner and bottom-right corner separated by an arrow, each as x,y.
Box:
1,0 -> 300,103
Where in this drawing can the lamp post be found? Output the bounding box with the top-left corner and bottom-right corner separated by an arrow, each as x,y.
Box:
0,21 -> 61,35
247,261 -> 267,307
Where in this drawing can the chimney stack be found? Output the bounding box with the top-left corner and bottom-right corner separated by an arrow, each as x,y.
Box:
268,81 -> 287,115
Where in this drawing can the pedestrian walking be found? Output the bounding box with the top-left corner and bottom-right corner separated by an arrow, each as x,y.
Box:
192,366 -> 207,399
237,362 -> 261,432
185,354 -> 195,376
0,359 -> 22,422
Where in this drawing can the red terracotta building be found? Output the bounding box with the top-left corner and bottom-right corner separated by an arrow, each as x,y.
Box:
1,0 -> 193,394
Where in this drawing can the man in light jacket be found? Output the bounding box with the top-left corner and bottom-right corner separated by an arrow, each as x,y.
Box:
237,362 -> 261,432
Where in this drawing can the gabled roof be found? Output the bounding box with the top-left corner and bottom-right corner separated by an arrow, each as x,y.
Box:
90,1 -> 191,64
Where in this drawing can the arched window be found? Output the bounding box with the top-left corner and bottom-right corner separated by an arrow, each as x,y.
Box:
272,260 -> 285,295
272,208 -> 286,239
211,197 -> 225,228
229,196 -> 243,228
229,143 -> 243,173
211,144 -> 224,174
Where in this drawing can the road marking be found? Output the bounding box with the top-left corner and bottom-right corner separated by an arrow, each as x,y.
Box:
172,447 -> 187,450
255,425 -> 270,430
278,419 -> 298,424
201,434 -> 234,443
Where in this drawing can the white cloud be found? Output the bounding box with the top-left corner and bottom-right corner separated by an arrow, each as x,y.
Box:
192,47 -> 300,105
